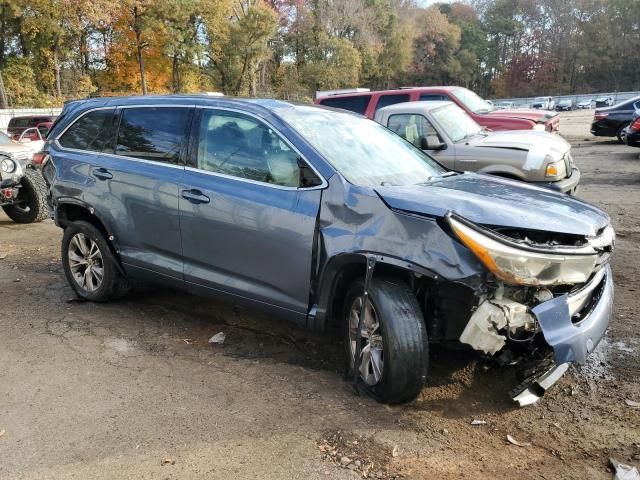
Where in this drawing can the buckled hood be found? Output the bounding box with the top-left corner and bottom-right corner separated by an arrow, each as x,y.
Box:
375,173 -> 609,237
467,130 -> 570,158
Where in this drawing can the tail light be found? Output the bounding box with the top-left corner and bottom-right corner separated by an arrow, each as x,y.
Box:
32,151 -> 48,166
594,112 -> 608,121
630,118 -> 640,132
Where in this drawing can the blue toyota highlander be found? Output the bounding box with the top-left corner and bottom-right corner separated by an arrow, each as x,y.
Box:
41,95 -> 615,405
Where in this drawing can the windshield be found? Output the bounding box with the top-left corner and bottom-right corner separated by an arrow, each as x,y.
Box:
0,132 -> 14,144
431,104 -> 483,143
450,88 -> 494,114
277,106 -> 446,187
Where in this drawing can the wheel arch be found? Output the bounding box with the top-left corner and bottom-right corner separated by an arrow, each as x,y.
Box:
309,252 -> 436,332
55,200 -> 126,275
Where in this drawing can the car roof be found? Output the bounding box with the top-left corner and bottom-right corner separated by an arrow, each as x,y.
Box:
377,100 -> 452,115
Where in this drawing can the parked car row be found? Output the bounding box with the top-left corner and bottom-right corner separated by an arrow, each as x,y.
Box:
591,95 -> 640,143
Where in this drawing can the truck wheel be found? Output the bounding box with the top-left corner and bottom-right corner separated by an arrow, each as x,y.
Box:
2,168 -> 49,223
344,277 -> 429,404
61,221 -> 129,302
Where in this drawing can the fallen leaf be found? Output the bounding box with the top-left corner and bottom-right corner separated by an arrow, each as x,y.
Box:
625,399 -> 640,408
507,434 -> 530,447
0,429 -> 5,437
161,458 -> 175,466
392,445 -> 400,457
471,419 -> 487,426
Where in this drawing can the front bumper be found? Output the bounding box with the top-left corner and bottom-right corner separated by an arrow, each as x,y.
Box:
533,265 -> 613,365
537,167 -> 581,194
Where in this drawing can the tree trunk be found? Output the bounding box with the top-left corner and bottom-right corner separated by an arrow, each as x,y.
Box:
0,72 -> 9,109
172,54 -> 180,93
53,48 -> 62,97
133,6 -> 148,95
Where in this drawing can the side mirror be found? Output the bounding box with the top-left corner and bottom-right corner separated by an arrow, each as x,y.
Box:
421,136 -> 446,151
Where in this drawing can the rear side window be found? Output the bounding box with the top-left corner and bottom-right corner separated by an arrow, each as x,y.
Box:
388,114 -> 441,148
374,94 -> 410,112
419,94 -> 448,101
318,96 -> 371,115
59,109 -> 116,152
115,107 -> 190,164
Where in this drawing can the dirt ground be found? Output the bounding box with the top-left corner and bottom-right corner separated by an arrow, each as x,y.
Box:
0,110 -> 638,479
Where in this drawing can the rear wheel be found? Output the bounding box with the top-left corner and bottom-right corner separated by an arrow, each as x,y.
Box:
344,277 -> 429,404
61,221 -> 129,301
617,123 -> 630,143
2,168 -> 48,223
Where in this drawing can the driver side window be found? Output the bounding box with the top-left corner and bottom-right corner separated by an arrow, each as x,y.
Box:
197,110 -> 320,188
387,114 -> 442,149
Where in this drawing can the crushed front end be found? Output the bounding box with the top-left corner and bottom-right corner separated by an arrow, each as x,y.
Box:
447,213 -> 615,406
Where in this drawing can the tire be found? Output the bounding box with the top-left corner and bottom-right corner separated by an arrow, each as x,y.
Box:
2,168 -> 49,223
61,221 -> 129,302
617,123 -> 630,144
344,277 -> 429,404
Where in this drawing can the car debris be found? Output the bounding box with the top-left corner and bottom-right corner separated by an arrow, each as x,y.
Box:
208,332 -> 226,345
161,458 -> 175,466
470,420 -> 487,426
506,435 -> 530,447
624,399 -> 640,408
610,458 -> 640,480
0,429 -> 5,438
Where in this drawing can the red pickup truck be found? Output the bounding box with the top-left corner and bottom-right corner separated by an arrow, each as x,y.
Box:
315,86 -> 560,132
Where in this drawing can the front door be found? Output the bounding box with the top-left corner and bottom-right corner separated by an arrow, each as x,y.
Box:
179,108 -> 324,317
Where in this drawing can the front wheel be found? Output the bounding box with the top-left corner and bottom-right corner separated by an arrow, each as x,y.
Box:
344,277 -> 429,404
2,168 -> 49,223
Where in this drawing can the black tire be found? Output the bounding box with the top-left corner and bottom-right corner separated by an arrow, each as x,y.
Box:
2,168 -> 49,223
617,123 -> 630,144
61,221 -> 129,302
344,277 -> 429,404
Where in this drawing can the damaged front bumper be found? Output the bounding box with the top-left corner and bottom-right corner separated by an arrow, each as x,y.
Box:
533,265 -> 613,365
461,265 -> 613,405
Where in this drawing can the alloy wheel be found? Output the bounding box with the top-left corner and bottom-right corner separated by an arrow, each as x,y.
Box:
68,233 -> 104,292
348,296 -> 384,386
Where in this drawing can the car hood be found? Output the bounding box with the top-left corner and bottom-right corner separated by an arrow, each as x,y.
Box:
486,108 -> 557,123
0,143 -> 35,155
374,173 -> 609,237
468,130 -> 570,158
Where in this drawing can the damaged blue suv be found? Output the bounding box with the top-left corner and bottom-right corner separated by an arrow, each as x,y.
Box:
42,96 -> 614,405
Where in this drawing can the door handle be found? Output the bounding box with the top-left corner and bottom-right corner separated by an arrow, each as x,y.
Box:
93,168 -> 113,180
181,189 -> 210,204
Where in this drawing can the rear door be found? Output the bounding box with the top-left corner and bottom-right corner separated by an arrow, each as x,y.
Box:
85,105 -> 192,282
179,108 -> 324,317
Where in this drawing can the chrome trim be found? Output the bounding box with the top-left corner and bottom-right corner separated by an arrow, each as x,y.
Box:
567,267 -> 607,317
512,362 -> 569,407
194,105 -> 328,190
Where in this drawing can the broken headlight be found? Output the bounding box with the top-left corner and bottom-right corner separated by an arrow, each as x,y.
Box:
448,214 -> 597,286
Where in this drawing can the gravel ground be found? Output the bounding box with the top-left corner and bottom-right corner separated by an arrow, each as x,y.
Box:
0,110 -> 638,479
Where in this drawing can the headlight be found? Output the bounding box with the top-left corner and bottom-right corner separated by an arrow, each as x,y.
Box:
545,159 -> 566,179
533,124 -> 546,131
1,158 -> 16,173
448,214 -> 597,286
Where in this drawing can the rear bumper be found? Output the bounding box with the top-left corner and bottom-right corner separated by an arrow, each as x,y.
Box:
536,167 -> 581,194
590,122 -> 617,137
532,265 -> 613,365
625,131 -> 640,147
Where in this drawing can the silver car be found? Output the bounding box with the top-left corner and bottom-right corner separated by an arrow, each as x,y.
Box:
375,101 -> 580,194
